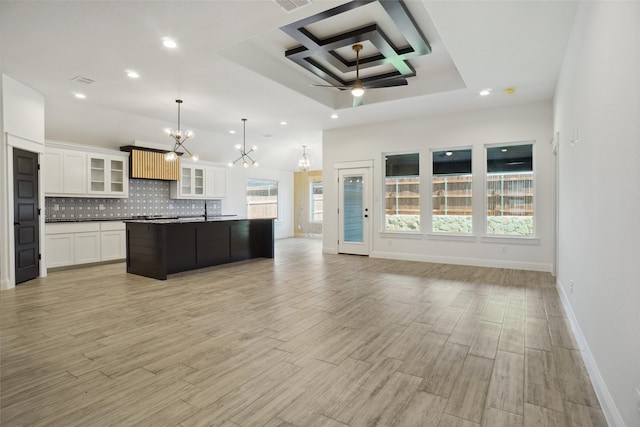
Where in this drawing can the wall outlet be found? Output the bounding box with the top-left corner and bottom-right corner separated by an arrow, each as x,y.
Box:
569,280 -> 574,294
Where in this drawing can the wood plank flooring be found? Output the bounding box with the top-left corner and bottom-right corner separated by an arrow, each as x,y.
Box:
1,238 -> 607,426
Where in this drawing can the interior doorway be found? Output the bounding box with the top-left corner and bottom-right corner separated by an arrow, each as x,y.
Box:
13,148 -> 40,284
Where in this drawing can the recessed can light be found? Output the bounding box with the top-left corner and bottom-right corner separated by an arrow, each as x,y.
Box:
280,121 -> 287,125
74,93 -> 86,99
126,70 -> 140,79
229,130 -> 236,134
162,37 -> 177,49
479,89 -> 492,96
331,113 -> 339,119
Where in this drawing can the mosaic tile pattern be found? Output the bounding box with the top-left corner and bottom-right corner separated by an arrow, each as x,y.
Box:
45,179 -> 222,221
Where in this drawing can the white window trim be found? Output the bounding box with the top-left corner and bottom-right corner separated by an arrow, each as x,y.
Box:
483,140 -> 536,239
309,180 -> 323,223
429,146 -> 474,235
382,150 -> 422,233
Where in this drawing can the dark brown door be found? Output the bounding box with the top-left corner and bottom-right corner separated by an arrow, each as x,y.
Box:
13,148 -> 40,284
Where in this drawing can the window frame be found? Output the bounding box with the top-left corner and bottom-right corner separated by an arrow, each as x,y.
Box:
430,146 -> 474,235
246,178 -> 279,220
309,179 -> 323,223
382,151 -> 421,234
483,141 -> 536,239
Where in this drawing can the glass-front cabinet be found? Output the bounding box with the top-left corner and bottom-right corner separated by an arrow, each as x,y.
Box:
178,165 -> 204,197
170,163 -> 226,199
87,154 -> 129,197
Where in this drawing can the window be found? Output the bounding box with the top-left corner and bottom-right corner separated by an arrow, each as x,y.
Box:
385,153 -> 420,231
246,178 -> 278,219
486,143 -> 534,236
432,148 -> 472,233
310,180 -> 323,222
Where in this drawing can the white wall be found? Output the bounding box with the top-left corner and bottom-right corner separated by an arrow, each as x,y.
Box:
1,75 -> 46,290
224,166 -> 294,240
553,2 -> 640,426
323,101 -> 554,271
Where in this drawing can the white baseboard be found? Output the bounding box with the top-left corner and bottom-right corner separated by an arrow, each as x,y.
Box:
322,246 -> 338,254
370,250 -> 552,272
556,279 -> 626,427
1,278 -> 14,290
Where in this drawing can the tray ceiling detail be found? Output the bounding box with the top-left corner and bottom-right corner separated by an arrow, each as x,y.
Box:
281,0 -> 431,89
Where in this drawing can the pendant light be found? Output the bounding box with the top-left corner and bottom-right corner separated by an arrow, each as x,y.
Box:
229,118 -> 258,167
164,99 -> 198,162
298,145 -> 311,171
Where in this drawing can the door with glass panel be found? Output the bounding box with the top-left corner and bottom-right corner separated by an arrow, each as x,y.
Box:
338,168 -> 370,255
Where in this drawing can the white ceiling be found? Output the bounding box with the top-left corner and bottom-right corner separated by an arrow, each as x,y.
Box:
0,0 -> 578,171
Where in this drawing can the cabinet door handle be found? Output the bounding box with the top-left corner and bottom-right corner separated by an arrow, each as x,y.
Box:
14,221 -> 21,226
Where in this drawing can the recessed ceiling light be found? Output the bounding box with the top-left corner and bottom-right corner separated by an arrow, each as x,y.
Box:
280,121 -> 287,125
229,130 -> 236,134
126,70 -> 140,79
331,113 -> 339,119
162,37 -> 177,49
479,89 -> 492,96
74,93 -> 86,99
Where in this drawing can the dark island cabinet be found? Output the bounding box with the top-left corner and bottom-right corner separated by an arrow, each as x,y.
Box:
125,219 -> 274,280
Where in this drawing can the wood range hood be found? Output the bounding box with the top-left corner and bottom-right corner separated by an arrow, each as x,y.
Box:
120,145 -> 181,181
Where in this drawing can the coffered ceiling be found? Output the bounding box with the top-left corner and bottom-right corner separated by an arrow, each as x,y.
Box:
0,0 -> 578,170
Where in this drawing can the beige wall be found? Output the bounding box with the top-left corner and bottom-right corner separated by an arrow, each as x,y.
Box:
293,170 -> 322,237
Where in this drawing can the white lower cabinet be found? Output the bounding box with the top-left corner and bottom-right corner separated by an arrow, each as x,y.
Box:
45,222 -> 126,268
100,222 -> 126,261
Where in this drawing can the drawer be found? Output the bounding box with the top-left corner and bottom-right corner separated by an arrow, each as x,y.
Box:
46,222 -> 100,234
100,221 -> 126,231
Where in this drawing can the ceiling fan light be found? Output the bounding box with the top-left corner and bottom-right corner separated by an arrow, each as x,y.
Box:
351,81 -> 365,97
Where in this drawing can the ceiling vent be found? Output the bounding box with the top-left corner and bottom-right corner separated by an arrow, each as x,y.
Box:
70,75 -> 95,85
274,0 -> 311,13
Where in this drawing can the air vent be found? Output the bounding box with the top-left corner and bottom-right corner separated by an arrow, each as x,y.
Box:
70,75 -> 95,85
274,0 -> 311,13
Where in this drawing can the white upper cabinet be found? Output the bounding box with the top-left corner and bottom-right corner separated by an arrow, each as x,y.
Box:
88,154 -> 128,197
43,147 -> 87,195
205,167 -> 227,199
170,162 -> 227,199
44,142 -> 128,198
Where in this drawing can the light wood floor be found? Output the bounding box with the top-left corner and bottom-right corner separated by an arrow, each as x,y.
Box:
1,238 -> 607,427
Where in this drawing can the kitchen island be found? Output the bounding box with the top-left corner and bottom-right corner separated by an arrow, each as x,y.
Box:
124,217 -> 274,280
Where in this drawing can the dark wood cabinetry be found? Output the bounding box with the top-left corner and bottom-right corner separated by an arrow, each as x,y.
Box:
126,219 -> 274,280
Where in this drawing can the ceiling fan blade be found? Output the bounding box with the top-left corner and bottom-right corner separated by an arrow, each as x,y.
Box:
364,79 -> 408,89
352,96 -> 363,108
309,84 -> 350,89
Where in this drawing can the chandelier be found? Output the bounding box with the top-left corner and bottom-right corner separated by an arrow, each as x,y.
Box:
298,145 -> 311,171
229,118 -> 258,168
164,99 -> 198,162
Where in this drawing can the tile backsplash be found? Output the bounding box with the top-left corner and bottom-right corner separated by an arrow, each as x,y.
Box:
45,179 -> 221,221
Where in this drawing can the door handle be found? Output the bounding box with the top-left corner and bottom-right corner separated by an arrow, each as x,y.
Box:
14,221 -> 21,226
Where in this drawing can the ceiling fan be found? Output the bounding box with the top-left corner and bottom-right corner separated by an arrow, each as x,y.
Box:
312,44 -> 408,107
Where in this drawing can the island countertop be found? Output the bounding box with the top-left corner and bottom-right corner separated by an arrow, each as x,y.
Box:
122,215 -> 248,224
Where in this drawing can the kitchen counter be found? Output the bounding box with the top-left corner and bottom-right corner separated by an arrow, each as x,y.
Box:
125,217 -> 274,280
46,215 -> 238,223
